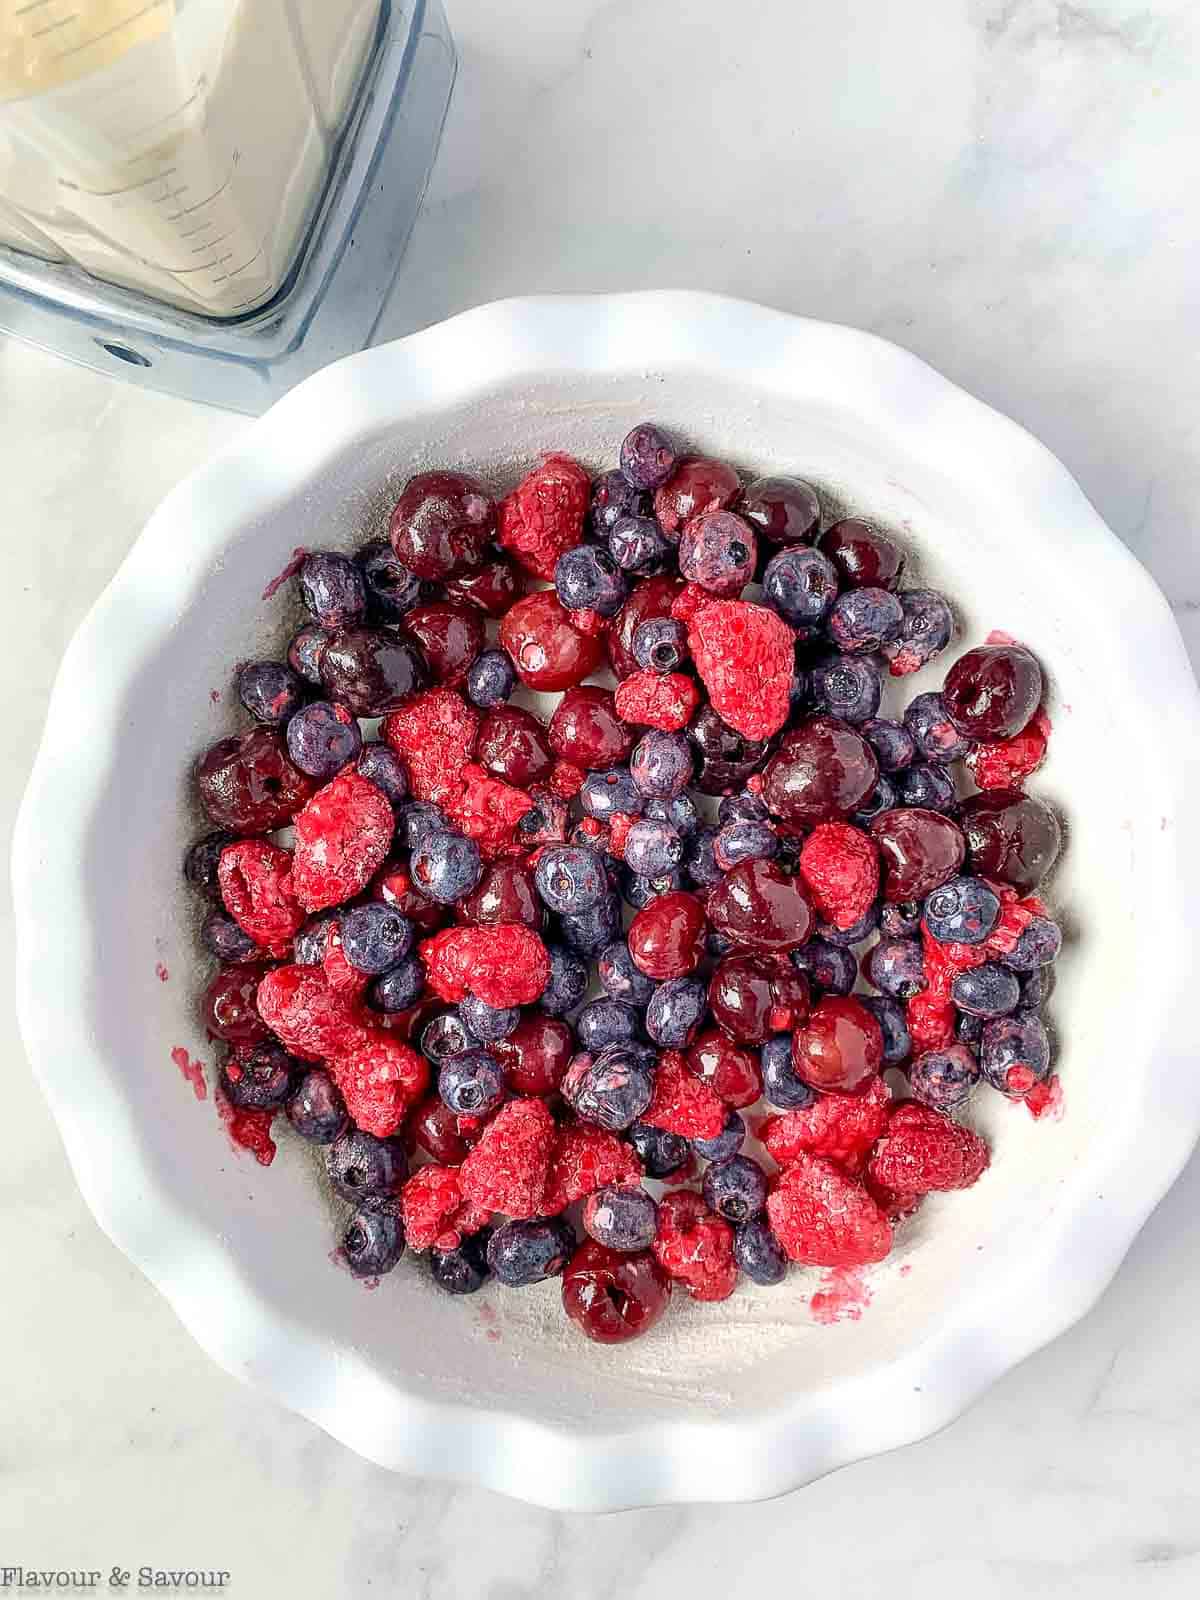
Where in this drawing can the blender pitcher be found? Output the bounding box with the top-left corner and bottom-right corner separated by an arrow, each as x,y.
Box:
0,0 -> 456,409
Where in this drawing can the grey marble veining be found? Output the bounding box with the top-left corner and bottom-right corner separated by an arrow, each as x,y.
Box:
2,0 -> 1198,1593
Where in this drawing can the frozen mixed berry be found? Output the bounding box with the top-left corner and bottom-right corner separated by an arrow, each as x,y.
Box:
791,995 -> 883,1093
951,961 -> 1020,1017
621,817 -> 682,878
642,976 -> 705,1048
706,858 -> 814,952
583,1185 -> 658,1252
539,942 -> 590,1016
733,1219 -> 788,1286
852,774 -> 899,826
559,890 -> 623,956
687,599 -> 794,742
459,1097 -> 556,1218
555,544 -> 627,616
707,952 -> 809,1044
652,1190 -> 737,1302
466,649 -> 517,710
903,692 -> 972,765
562,1045 -> 654,1132
355,538 -> 424,619
203,964 -> 272,1045
762,717 -> 879,826
628,1122 -> 690,1178
487,1218 -> 576,1286
326,1129 -> 407,1202
401,602 -> 484,687
702,1155 -> 768,1223
390,471 -> 496,580
420,1009 -> 477,1064
628,890 -> 708,978
288,622 -> 332,685
980,1010 -> 1051,1096
908,1044 -> 980,1112
576,999 -> 643,1054
620,422 -> 678,489
818,520 -> 904,590
692,1109 -> 748,1163
196,728 -> 316,835
862,718 -> 916,773
237,660 -> 305,727
959,789 -> 1061,893
809,652 -> 883,724
200,909 -> 257,964
633,617 -> 688,673
739,474 -> 820,545
221,1041 -> 296,1111
285,700 -> 362,779
630,729 -> 694,799
300,551 -> 368,628
866,936 -> 926,999
368,957 -> 426,1013
609,514 -> 671,573
598,940 -> 659,1007
881,588 -> 954,676
654,456 -> 739,537
499,589 -> 604,691
896,763 -> 957,813
591,469 -> 652,538
410,829 -> 482,904
760,1077 -> 890,1172
562,1240 -> 671,1343
816,902 -> 880,947
341,1198 -> 406,1279
828,587 -> 903,653
944,643 -> 1043,740
319,625 -> 428,717
760,1034 -> 816,1110
355,743 -> 408,806
533,844 -> 607,915
437,1050 -> 505,1116
714,819 -> 778,870
1002,915 -> 1063,972
867,1101 -> 989,1194
678,509 -> 757,597
791,936 -> 857,996
924,875 -> 1001,945
767,1153 -> 892,1267
286,1066 -> 348,1143
332,1031 -> 428,1137
184,829 -> 237,899
430,1230 -> 493,1295
458,994 -> 519,1044
797,822 -> 880,931
870,807 -> 966,902
761,545 -> 838,634
860,995 -> 911,1065
498,454 -> 589,580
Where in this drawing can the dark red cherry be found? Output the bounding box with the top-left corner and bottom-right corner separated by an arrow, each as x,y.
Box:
493,1016 -> 573,1095
686,1030 -> 763,1108
408,1095 -> 479,1165
561,1241 -> 671,1343
707,953 -> 810,1044
791,995 -> 883,1092
401,603 -> 484,685
761,716 -> 878,826
444,556 -> 525,615
548,686 -> 634,770
371,861 -> 447,933
318,624 -> 428,715
959,789 -> 1061,893
476,705 -> 554,789
943,645 -> 1043,740
706,859 -> 814,951
196,728 -> 316,835
818,519 -> 904,590
499,591 -> 604,691
389,471 -> 496,579
457,860 -> 543,929
738,475 -> 821,546
686,704 -> 776,796
653,457 -> 740,537
869,807 -> 966,902
627,891 -> 708,978
202,964 -> 272,1045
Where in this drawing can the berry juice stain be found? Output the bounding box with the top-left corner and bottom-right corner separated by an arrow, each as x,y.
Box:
155,962 -> 169,982
209,689 -> 221,704
810,1266 -> 872,1324
1025,1074 -> 1065,1121
214,1085 -> 277,1165
261,546 -> 310,601
170,1045 -> 207,1101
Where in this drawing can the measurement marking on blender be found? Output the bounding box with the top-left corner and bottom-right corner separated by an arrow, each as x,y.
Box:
30,12 -> 79,40
211,248 -> 264,286
163,174 -> 234,223
13,0 -> 55,14
53,0 -> 168,62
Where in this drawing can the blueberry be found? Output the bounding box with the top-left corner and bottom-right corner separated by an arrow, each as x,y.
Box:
909,1044 -> 980,1112
421,1010 -> 478,1064
619,421 -> 678,489
342,1197 -> 406,1278
609,514 -> 671,573
438,1049 -> 505,1115
718,790 -> 769,825
1002,915 -> 1063,972
760,1035 -> 817,1109
896,763 -> 957,812
293,911 -> 339,965
621,867 -> 685,908
285,701 -> 363,779
859,995 -> 912,1065
924,875 -> 1001,945
183,830 -> 236,899
957,1010 -> 984,1045
300,551 -> 368,629
880,900 -> 922,938
579,767 -> 645,821
679,510 -> 757,596
368,956 -> 426,1012
599,941 -> 659,1007
466,648 -> 517,709
539,943 -> 590,1015
286,1067 -> 348,1143
558,890 -> 622,956
562,1046 -> 654,1131
411,829 -> 482,904
980,1011 -> 1051,1095
692,1110 -> 747,1164
459,994 -> 520,1042
397,800 -> 450,852
810,652 -> 883,723
714,819 -> 779,871
645,976 -> 708,1048
237,660 -> 305,727
630,730 -> 693,798
518,789 -> 570,846
355,742 -> 408,805
633,617 -> 688,673
792,937 -> 857,996
326,1130 -> 406,1200
707,929 -> 735,958
645,792 -> 699,835
591,469 -> 652,538
827,587 -> 904,654
554,544 -> 628,617
628,1122 -> 691,1178
881,588 -> 954,674
430,1229 -> 493,1295
862,718 -> 916,773
355,539 -> 423,619
1019,967 -> 1050,1009
734,1219 -> 788,1285
487,1218 -> 576,1286
340,902 -> 414,974
221,1040 -> 296,1110
851,775 -> 898,827
951,961 -> 1020,1017
287,622 -> 333,685
201,909 -> 257,964
702,1155 -> 768,1222
534,845 -> 607,915
684,827 -> 723,889
624,817 -> 684,877
903,692 -> 971,764
762,546 -> 838,632
816,905 -> 880,947
866,936 -> 926,999
583,1185 -> 658,1251
576,998 -> 642,1052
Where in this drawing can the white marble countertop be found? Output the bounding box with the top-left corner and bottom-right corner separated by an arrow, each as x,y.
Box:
3,0 -> 1199,1592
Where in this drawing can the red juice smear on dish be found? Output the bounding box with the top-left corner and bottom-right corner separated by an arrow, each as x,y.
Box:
170,1045 -> 207,1100
810,1266 -> 872,1324
261,546 -> 309,601
209,689 -> 221,704
156,962 -> 169,983
1025,1074 -> 1065,1121
985,628 -> 1020,647
214,1084 -> 276,1164
899,1263 -> 913,1278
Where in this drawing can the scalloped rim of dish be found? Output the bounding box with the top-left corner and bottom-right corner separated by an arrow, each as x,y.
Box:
13,292 -> 1200,1511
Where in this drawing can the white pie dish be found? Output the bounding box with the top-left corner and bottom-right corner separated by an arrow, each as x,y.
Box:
13,291 -> 1200,1512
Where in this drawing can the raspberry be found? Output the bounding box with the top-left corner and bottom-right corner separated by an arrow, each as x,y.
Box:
459,1097 -> 556,1218
687,600 -> 794,741
766,1154 -> 893,1267
797,823 -> 881,931
496,453 -> 590,579
321,926 -> 370,998
863,1172 -> 925,1221
419,923 -> 551,1008
291,772 -> 395,913
640,1049 -> 727,1140
651,1191 -> 737,1301
445,762 -> 533,858
670,582 -> 710,626
607,810 -> 634,860
760,1077 -> 891,1173
905,989 -> 956,1054
921,929 -> 987,994
965,708 -> 1050,791
542,1126 -> 643,1213
613,670 -> 700,732
980,896 -> 1036,959
382,688 -> 480,807
549,759 -> 587,799
217,840 -> 304,957
401,1164 -> 464,1250
255,965 -> 364,1061
330,1029 -> 428,1137
866,1101 -> 990,1194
